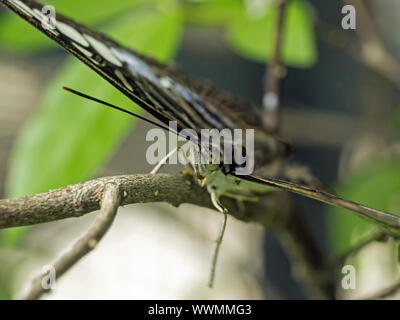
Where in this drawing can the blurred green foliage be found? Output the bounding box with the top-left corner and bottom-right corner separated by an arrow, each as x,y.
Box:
0,250 -> 26,299
227,0 -> 317,67
0,0 -> 318,245
329,107 -> 400,258
0,0 -> 320,298
1,0 -> 399,300
5,1 -> 182,199
328,160 -> 400,255
0,0 -> 154,52
1,0 -> 182,248
182,0 -> 242,26
394,107 -> 400,130
183,0 -> 317,67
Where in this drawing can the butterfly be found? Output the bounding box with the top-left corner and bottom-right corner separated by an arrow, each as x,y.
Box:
1,1 -> 399,240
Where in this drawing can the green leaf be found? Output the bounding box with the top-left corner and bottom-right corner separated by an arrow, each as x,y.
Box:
3,2 -> 182,245
226,0 -> 317,67
0,0 -> 154,53
182,0 -> 241,26
0,250 -> 25,299
1,227 -> 29,248
328,160 -> 400,255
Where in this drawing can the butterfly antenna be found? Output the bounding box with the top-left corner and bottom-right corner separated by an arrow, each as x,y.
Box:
62,86 -> 180,137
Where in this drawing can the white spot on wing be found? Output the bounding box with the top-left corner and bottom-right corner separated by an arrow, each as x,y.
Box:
89,57 -> 100,65
263,92 -> 279,111
56,21 -> 90,47
115,70 -> 134,92
72,42 -> 93,58
160,77 -> 173,88
84,34 -> 122,67
32,8 -> 45,22
10,0 -> 33,17
111,47 -> 160,85
48,28 -> 60,36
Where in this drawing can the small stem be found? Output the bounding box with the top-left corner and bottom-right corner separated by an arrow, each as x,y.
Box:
331,231 -> 387,268
263,0 -> 287,132
363,280 -> 400,300
21,183 -> 122,300
277,211 -> 334,299
208,209 -> 228,288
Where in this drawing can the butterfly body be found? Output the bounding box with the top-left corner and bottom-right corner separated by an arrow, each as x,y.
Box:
201,167 -> 273,201
1,0 -> 400,232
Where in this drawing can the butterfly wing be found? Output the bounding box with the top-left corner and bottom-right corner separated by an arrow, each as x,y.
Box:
237,173 -> 400,231
4,0 -> 399,231
0,0 -> 289,160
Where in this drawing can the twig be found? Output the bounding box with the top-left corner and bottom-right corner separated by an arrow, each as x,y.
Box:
344,0 -> 400,88
320,1 -> 400,89
263,0 -> 287,132
0,174 -> 210,229
0,173 -> 285,230
277,210 -> 334,299
364,280 -> 400,300
208,209 -> 227,288
331,231 -> 387,268
21,183 -> 122,300
262,0 -> 333,298
0,173 -> 330,299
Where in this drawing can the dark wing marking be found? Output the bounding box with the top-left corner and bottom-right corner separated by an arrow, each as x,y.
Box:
237,174 -> 400,232
3,1 -> 399,232
0,0 -> 289,159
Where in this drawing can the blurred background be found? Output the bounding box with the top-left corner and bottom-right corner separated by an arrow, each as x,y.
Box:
0,0 -> 400,299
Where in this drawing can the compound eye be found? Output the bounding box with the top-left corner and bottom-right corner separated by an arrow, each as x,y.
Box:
219,164 -> 232,174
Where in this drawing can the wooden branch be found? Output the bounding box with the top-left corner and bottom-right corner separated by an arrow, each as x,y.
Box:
331,231 -> 387,268
319,1 -> 400,89
0,174 -> 211,229
364,280 -> 400,300
0,173 -> 293,231
263,0 -> 287,132
21,183 -> 122,300
343,0 -> 400,89
277,210 -> 334,299
0,173 -> 332,299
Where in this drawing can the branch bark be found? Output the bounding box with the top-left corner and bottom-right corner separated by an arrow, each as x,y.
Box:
0,173 -> 332,299
21,183 -> 122,300
364,280 -> 400,300
263,0 -> 287,132
331,231 -> 387,268
0,174 -> 210,229
319,1 -> 400,89
344,0 -> 400,89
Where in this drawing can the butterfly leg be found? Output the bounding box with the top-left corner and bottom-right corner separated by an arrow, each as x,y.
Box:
176,145 -> 197,179
150,147 -> 179,174
208,190 -> 228,288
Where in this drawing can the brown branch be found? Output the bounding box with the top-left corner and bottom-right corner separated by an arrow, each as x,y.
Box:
263,0 -> 287,132
21,183 -> 122,300
331,231 -> 387,268
344,0 -> 400,88
0,174 -> 211,229
320,1 -> 400,89
0,173 -> 294,232
0,173 -> 331,299
364,281 -> 400,300
277,211 -> 334,299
